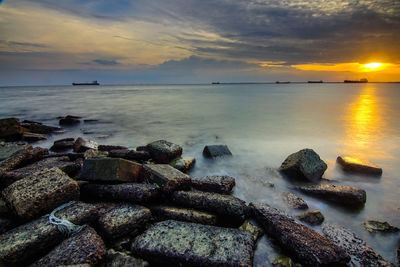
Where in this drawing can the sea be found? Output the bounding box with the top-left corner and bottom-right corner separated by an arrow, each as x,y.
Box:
1,83 -> 400,265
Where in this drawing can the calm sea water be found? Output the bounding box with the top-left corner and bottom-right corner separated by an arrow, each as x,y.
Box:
1,83 -> 400,265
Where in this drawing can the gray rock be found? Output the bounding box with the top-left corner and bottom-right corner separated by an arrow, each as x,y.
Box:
146,140 -> 182,163
364,220 -> 399,233
295,184 -> 366,207
125,150 -> 151,162
83,149 -> 108,159
73,137 -> 98,152
281,192 -> 308,209
143,164 -> 191,192
250,202 -> 350,266
22,132 -> 47,141
0,118 -> 24,140
239,220 -> 264,241
203,144 -> 232,158
337,156 -> 383,176
150,205 -> 217,225
322,223 -> 395,266
59,116 -> 81,126
20,121 -> 61,134
297,210 -> 324,226
0,144 -> 31,161
50,138 -> 75,151
0,146 -> 47,174
169,157 -> 196,172
132,220 -> 255,267
191,175 -> 236,194
106,249 -> 148,267
279,148 -> 327,183
98,145 -> 127,152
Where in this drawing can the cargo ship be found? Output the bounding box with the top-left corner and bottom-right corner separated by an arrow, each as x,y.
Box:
308,80 -> 323,83
344,78 -> 368,83
72,80 -> 100,86
276,81 -> 290,84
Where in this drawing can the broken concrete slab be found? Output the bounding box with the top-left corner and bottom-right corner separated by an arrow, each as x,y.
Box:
203,144 -> 232,158
150,205 -> 217,225
191,175 -> 236,194
146,140 -> 182,163
337,156 -> 383,176
281,192 -> 308,210
143,164 -> 191,192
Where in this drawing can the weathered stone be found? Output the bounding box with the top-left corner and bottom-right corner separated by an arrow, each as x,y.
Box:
146,140 -> 182,163
297,210 -> 324,226
125,150 -> 151,162
250,202 -> 350,266
20,121 -> 61,134
50,138 -> 75,151
0,118 -> 24,140
364,220 -> 399,233
143,164 -> 191,192
0,199 -> 10,216
337,156 -> 383,176
203,144 -> 232,158
191,175 -> 236,194
30,226 -> 106,267
239,220 -> 264,241
281,192 -> 308,209
22,132 -> 47,141
80,183 -> 160,203
106,249 -> 148,267
0,217 -> 14,234
2,167 -> 80,220
132,220 -> 255,267
98,145 -> 127,152
322,223 -> 395,266
98,204 -> 152,241
0,202 -> 97,266
136,146 -> 148,152
0,144 -> 31,161
272,256 -> 296,267
0,145 -> 33,172
295,184 -> 366,207
169,157 -> 196,172
59,115 -> 81,126
67,152 -> 85,161
279,148 -> 327,183
73,137 -> 98,152
81,158 -> 143,182
83,149 -> 108,159
108,149 -> 129,158
150,205 -> 217,225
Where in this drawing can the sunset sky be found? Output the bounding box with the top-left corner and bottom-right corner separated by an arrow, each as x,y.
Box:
0,0 -> 399,85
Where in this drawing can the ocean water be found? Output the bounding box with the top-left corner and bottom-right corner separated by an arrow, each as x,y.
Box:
1,83 -> 400,265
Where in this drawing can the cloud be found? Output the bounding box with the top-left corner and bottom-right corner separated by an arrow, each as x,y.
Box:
93,59 -> 119,66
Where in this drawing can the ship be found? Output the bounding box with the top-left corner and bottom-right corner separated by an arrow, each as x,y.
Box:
276,81 -> 290,84
212,82 -> 220,84
72,80 -> 100,86
344,78 -> 368,83
308,80 -> 323,83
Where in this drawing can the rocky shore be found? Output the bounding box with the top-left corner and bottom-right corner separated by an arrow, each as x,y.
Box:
0,117 -> 398,266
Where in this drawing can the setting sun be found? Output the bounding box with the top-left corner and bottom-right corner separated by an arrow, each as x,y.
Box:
364,63 -> 383,70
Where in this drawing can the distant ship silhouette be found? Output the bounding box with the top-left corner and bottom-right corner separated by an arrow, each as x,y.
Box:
72,80 -> 100,86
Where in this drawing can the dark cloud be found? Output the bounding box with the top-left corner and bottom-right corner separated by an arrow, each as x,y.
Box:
93,59 -> 119,66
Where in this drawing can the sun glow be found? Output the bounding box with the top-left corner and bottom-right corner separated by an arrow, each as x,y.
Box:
364,63 -> 382,70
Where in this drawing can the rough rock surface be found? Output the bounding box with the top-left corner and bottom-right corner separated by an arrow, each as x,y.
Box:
0,118 -> 24,140
143,164 -> 191,192
250,202 -> 350,266
98,145 -> 127,152
146,140 -> 182,163
150,205 -> 217,225
20,121 -> 61,134
297,210 -> 324,226
83,149 -> 108,159
363,220 -> 399,233
0,217 -> 14,234
169,157 -> 196,172
0,199 -> 10,216
191,175 -> 236,194
132,220 -> 255,267
59,115 -> 81,126
337,156 -> 383,176
281,192 -> 308,209
239,220 -> 264,241
73,137 -> 98,153
279,148 -> 327,182
0,144 -> 31,161
0,146 -> 47,174
203,145 -> 232,158
125,150 -> 151,162
106,249 -> 148,267
50,138 -> 75,151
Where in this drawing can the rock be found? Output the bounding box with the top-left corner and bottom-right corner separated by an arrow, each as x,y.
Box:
150,205 -> 217,225
279,148 -> 327,182
397,243 -> 400,267
272,257 -> 296,267
281,192 -> 308,209
97,204 -> 152,241
80,183 -> 160,203
203,144 -> 232,158
136,146 -> 148,152
132,220 -> 255,267
67,152 -> 85,161
337,156 -> 383,176
2,167 -> 80,220
191,175 -> 236,194
0,145 -> 33,172
169,157 -> 196,172
239,220 -> 264,241
83,149 -> 108,159
30,226 -> 106,267
20,121 -> 61,134
59,115 -> 81,126
364,220 -> 399,233
125,150 -> 151,162
297,210 -> 324,226
0,199 -> 10,216
250,202 -> 350,266
322,223 -> 395,266
0,202 -> 97,266
81,158 -> 143,182
106,249 -> 148,267
143,164 -> 191,192
50,138 -> 75,151
0,118 -> 24,140
98,145 -> 127,152
0,144 -> 31,161
295,184 -> 366,207
108,149 -> 129,158
146,140 -> 182,163
0,217 -> 14,234
73,137 -> 98,152
22,132 -> 47,141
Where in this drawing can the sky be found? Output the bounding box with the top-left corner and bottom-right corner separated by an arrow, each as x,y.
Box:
0,0 -> 399,85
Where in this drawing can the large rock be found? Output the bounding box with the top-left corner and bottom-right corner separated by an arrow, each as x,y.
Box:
363,220 -> 399,233
281,192 -> 308,209
0,146 -> 47,173
0,202 -> 97,266
109,149 -> 151,162
169,157 -> 196,172
83,149 -> 108,159
0,217 -> 14,234
150,205 -> 217,225
337,156 -> 383,176
0,144 -> 31,161
297,210 -> 324,226
20,120 -> 61,134
106,249 -> 148,267
239,220 -> 264,241
203,144 -> 232,158
132,220 -> 255,267
98,145 -> 127,152
322,223 -> 395,266
143,164 -> 191,192
30,226 -> 106,267
97,204 -> 152,241
146,140 -> 182,163
73,137 -> 98,152
250,202 -> 350,266
81,158 -> 143,182
59,115 -> 81,126
279,149 -> 327,182
50,138 -> 75,151
2,167 -> 80,220
22,132 -> 47,141
295,184 -> 366,207
191,175 -> 236,194
0,118 -> 24,140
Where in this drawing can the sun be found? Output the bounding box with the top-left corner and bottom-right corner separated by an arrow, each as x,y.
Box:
364,63 -> 382,70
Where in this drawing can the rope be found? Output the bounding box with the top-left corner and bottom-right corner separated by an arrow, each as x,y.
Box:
48,201 -> 85,237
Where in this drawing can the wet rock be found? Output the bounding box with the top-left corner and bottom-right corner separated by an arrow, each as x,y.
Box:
364,220 -> 399,233
297,210 -> 324,226
136,146 -> 148,152
150,205 -> 217,225
191,175 -> 236,194
108,149 -> 129,158
97,204 -> 152,241
81,158 -> 143,182
106,249 -> 148,267
0,144 -> 31,161
279,148 -> 327,183
143,164 -> 191,192
0,145 -> 33,172
22,132 -> 47,141
281,192 -> 308,209
337,156 -> 383,176
73,137 -> 98,152
295,184 -> 366,207
272,257 -> 297,267
125,150 -> 151,162
59,115 -> 81,126
30,226 -> 106,267
169,157 -> 196,172
68,152 -> 85,161
2,167 -> 80,220
83,149 -> 108,159
322,223 -> 395,266
397,243 -> 400,267
98,145 -> 127,152
250,202 -> 350,266
0,202 -> 97,266
50,138 -> 75,151
0,217 -> 14,234
203,144 -> 232,158
132,220 -> 255,267
239,220 -> 264,241
146,140 -> 182,163
20,121 -> 61,134
80,183 -> 160,203
0,118 -> 25,140
0,199 -> 10,216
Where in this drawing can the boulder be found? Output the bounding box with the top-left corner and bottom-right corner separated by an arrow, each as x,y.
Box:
279,149 -> 327,182
272,257 -> 296,267
150,205 -> 217,225
363,220 -> 399,233
2,167 -> 80,220
22,132 -> 47,141
108,149 -> 129,158
98,145 -> 127,152
250,202 -> 350,266
297,210 -> 324,226
143,164 -> 191,192
169,157 -> 196,172
67,152 -> 85,161
125,150 -> 151,162
20,121 -> 61,134
30,226 -> 106,267
146,140 -> 182,163
322,223 -> 395,266
295,184 -> 366,207
337,156 -> 383,176
83,149 -> 108,159
73,137 -> 98,152
97,204 -> 152,241
81,158 -> 143,182
50,138 -> 75,151
0,199 -> 10,216
0,118 -> 24,140
281,192 -> 308,209
203,144 -> 232,158
0,144 -> 31,161
136,146 -> 148,152
0,217 -> 14,234
59,115 -> 81,126
239,220 -> 264,241
106,249 -> 148,267
191,175 -> 236,194
132,220 -> 255,267
0,146 -> 47,174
